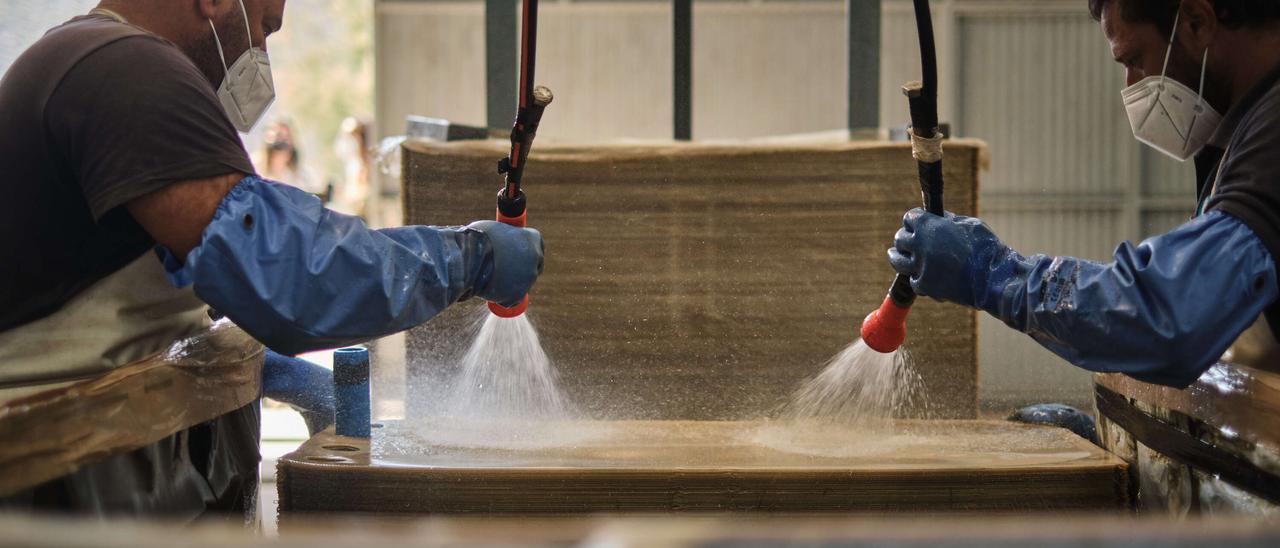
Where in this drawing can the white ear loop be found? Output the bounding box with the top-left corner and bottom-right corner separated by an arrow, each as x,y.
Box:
1196,47 -> 1210,108
1159,4 -> 1211,101
237,0 -> 254,49
1158,8 -> 1182,88
1157,2 -> 1213,147
209,19 -> 229,73
207,0 -> 254,74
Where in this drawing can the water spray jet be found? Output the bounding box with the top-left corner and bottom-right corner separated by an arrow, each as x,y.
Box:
859,0 -> 946,354
487,0 -> 553,319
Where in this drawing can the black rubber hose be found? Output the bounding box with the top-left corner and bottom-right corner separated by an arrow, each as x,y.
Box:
886,0 -> 945,309
504,0 -> 540,199
908,0 -> 939,135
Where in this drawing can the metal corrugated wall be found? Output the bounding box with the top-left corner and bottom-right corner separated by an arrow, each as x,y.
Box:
375,0 -> 849,143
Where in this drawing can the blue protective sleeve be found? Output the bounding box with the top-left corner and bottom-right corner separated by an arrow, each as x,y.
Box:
990,211 -> 1278,387
158,176 -> 494,355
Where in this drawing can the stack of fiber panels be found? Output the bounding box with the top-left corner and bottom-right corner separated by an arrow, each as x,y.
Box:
278,420 -> 1128,514
397,140 -> 983,420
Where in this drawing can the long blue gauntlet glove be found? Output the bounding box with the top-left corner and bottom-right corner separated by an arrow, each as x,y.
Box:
889,209 -> 1277,387
159,176 -> 543,355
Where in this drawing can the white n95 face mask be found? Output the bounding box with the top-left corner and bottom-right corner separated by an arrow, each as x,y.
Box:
1121,9 -> 1221,162
210,0 -> 275,132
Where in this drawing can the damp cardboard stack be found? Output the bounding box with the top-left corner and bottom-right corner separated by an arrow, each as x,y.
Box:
399,139 -> 983,420
278,420 -> 1128,514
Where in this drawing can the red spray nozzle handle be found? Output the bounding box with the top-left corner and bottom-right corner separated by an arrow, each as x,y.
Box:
489,295 -> 529,318
496,209 -> 527,228
860,297 -> 912,354
487,206 -> 530,317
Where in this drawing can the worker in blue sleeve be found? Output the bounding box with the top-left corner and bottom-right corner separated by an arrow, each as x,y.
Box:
888,0 -> 1280,388
0,0 -> 541,516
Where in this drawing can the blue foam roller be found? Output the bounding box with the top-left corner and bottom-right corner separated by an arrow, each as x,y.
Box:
333,346 -> 370,438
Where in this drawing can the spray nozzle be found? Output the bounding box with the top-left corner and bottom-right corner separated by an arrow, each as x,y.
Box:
860,297 -> 911,354
489,295 -> 529,318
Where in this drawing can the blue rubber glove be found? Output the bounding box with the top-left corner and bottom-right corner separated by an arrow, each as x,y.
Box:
888,210 -> 1017,310
376,220 -> 544,308
159,176 -> 544,355
262,350 -> 334,435
889,209 -> 1277,387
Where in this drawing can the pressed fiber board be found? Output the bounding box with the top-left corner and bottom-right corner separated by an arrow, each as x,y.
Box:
400,140 -> 981,420
278,420 -> 1127,514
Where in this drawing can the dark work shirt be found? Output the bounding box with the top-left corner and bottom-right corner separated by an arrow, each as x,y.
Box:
0,15 -> 254,332
1201,60 -> 1280,257
1197,60 -> 1280,333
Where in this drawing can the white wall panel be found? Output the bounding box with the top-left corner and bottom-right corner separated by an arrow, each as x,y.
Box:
539,3 -> 673,140
1142,210 -> 1195,238
376,2 -> 488,139
879,7 -> 926,130
957,12 -> 1138,196
0,1 -> 98,73
376,0 -> 851,142
1143,147 -> 1200,197
694,3 -> 846,139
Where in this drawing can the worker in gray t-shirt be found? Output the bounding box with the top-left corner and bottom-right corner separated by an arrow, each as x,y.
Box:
0,0 -> 544,517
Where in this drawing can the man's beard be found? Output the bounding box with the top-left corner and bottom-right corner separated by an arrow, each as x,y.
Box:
175,11 -> 248,92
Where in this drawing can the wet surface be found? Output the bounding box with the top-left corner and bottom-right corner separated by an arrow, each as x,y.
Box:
1098,368 -> 1280,455
284,420 -> 1126,513
370,419 -> 1101,471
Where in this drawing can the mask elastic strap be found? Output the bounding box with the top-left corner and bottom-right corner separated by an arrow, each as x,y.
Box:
208,0 -> 253,76
1196,47 -> 1210,105
237,0 -> 255,49
208,20 -> 230,73
1159,8 -> 1183,88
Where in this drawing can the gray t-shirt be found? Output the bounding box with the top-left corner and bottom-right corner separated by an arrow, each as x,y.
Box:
1203,61 -> 1280,260
0,15 -> 255,332
1198,60 -> 1280,334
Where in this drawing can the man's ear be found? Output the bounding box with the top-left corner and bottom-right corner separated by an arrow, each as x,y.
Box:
1180,0 -> 1219,53
196,0 -> 235,20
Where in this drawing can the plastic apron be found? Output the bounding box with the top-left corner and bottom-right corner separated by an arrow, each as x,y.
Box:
0,252 -> 259,522
0,252 -> 210,402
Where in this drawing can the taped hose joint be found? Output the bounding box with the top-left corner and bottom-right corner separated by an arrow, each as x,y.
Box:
909,127 -> 944,164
